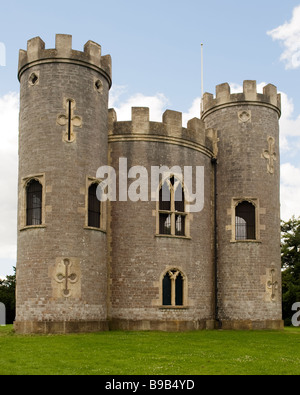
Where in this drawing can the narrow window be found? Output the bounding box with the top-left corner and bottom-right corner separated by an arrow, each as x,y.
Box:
163,273 -> 172,306
159,181 -> 171,235
159,214 -> 171,235
159,181 -> 171,211
26,179 -> 42,226
67,99 -> 72,142
88,183 -> 101,228
175,184 -> 185,236
158,177 -> 187,237
162,270 -> 185,307
175,273 -> 184,306
235,201 -> 256,241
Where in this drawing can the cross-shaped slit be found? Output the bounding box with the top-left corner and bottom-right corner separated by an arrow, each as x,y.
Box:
57,98 -> 82,142
262,136 -> 276,174
267,268 -> 279,301
56,259 -> 78,298
68,99 -> 72,141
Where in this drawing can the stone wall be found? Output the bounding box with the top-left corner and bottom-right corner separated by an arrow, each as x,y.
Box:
14,35 -> 283,333
15,35 -> 110,332
108,108 -> 215,330
202,81 -> 283,329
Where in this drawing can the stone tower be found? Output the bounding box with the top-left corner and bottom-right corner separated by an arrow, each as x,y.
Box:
107,108 -> 215,331
202,81 -> 283,329
14,34 -> 283,333
15,35 -> 111,333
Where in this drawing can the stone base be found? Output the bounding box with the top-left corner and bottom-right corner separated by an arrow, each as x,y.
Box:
109,319 -> 216,332
14,320 -> 109,334
13,318 -> 284,334
220,320 -> 284,330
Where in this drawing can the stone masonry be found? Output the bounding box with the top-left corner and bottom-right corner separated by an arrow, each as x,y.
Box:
14,35 -> 283,334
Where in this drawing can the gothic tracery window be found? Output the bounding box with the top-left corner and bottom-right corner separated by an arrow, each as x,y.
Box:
158,176 -> 187,237
162,269 -> 185,307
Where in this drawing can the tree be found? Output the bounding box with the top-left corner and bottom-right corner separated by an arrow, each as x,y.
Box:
0,268 -> 16,324
281,217 -> 300,326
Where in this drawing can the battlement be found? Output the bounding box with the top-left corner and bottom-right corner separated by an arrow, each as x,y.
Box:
108,107 -> 215,157
202,81 -> 281,118
18,34 -> 112,86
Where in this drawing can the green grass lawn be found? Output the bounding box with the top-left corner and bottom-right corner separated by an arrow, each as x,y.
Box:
0,325 -> 299,375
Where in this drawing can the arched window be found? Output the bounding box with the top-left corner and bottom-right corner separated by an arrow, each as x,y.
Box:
88,183 -> 101,228
158,176 -> 186,237
163,273 -> 172,306
162,269 -> 185,307
235,201 -> 256,240
26,179 -> 42,226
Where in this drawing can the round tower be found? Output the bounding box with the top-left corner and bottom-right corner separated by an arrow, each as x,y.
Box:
15,35 -> 112,334
202,81 -> 283,330
107,107 -> 216,331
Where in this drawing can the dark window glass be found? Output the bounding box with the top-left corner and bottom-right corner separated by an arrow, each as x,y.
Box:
159,181 -> 171,211
175,184 -> 184,212
88,183 -> 101,228
235,201 -> 256,240
175,273 -> 183,306
175,215 -> 185,236
162,270 -> 184,306
26,180 -> 42,226
158,179 -> 186,237
159,214 -> 171,235
163,273 -> 172,306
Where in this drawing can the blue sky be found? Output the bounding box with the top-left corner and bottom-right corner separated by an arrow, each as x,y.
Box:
1,0 -> 300,277
0,0 -> 299,108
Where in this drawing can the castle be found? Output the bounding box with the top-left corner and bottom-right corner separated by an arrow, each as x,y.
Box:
14,35 -> 283,334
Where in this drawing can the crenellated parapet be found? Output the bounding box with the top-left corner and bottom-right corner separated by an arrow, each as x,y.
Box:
108,107 -> 216,158
202,80 -> 281,119
15,33 -> 283,334
18,34 -> 112,87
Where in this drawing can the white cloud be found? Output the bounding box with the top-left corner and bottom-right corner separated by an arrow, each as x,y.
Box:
182,97 -> 201,126
110,85 -> 169,122
230,81 -> 266,94
229,82 -> 300,150
0,92 -> 19,269
230,82 -> 300,220
0,83 -> 299,277
280,92 -> 300,139
109,84 -> 128,108
110,85 -> 202,127
110,83 -> 300,220
281,163 -> 300,221
267,5 -> 300,69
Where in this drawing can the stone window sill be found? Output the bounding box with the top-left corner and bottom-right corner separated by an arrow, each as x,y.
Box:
159,306 -> 189,310
155,234 -> 191,240
230,239 -> 262,244
84,226 -> 106,234
20,225 -> 46,231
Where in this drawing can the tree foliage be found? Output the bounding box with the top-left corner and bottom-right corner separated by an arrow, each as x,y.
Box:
0,268 -> 16,324
281,217 -> 300,325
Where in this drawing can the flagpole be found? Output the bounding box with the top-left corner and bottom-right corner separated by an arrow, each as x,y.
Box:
201,43 -> 204,117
